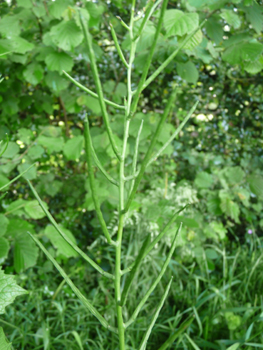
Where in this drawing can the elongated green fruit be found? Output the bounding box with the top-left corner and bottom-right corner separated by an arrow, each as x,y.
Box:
122,204 -> 189,275
147,101 -> 199,167
110,23 -> 129,68
157,316 -> 195,350
27,232 -> 118,334
27,180 -> 115,280
0,163 -> 36,192
120,234 -> 151,306
79,11 -> 121,161
138,277 -> 173,350
124,87 -> 178,213
63,71 -> 125,110
84,116 -> 113,245
125,223 -> 182,328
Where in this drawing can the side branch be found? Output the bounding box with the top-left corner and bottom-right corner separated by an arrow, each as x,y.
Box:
63,71 -> 125,110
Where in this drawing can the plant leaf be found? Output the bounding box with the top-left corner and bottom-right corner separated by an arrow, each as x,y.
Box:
164,10 -> 199,37
0,327 -> 12,350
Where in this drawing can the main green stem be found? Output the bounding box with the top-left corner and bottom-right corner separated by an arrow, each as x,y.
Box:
115,1 -> 137,348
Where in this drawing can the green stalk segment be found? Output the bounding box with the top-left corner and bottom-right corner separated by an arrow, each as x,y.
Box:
157,316 -> 195,350
138,277 -> 173,350
133,0 -> 159,41
79,12 -> 121,161
27,180 -> 115,280
125,223 -> 182,328
142,20 -> 207,91
124,87 -> 178,213
120,234 -> 151,307
84,117 -> 113,245
147,101 -> 199,167
0,163 -> 36,192
27,232 -> 118,334
129,0 -> 169,119
110,23 -> 129,68
63,71 -> 125,110
129,119 -> 143,196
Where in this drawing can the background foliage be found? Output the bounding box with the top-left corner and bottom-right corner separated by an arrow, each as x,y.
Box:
0,0 -> 263,349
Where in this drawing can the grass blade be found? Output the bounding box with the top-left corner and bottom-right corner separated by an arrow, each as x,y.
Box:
138,277 -> 173,350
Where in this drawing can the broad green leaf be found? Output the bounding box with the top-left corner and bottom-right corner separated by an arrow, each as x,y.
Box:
44,180 -> 63,197
37,135 -> 64,153
77,95 -> 101,114
18,162 -> 37,180
17,0 -> 32,8
205,248 -> 218,260
245,3 -> 263,34
4,199 -> 27,217
44,225 -> 78,258
207,196 -> 222,215
0,327 -> 12,350
63,136 -> 84,160
0,237 -> 10,260
25,200 -> 48,219
42,126 -> 62,137
177,61 -> 199,84
220,9 -> 241,29
136,22 -> 156,52
6,218 -> 34,238
224,166 -> 244,184
32,3 -> 46,18
244,59 -> 263,74
18,128 -> 33,145
222,41 -> 263,65
0,215 -> 9,237
11,36 -> 34,54
48,0 -> 70,19
0,174 -> 9,190
1,142 -> 19,159
0,267 -> 27,314
183,29 -> 203,50
23,63 -> 44,85
45,52 -> 73,74
164,10 -> 199,37
210,221 -> 227,240
50,20 -> 83,51
219,192 -> 240,222
247,175 -> 263,197
194,172 -> 213,188
0,16 -> 20,36
14,233 -> 39,273
205,17 -> 223,44
27,145 -> 45,159
45,71 -> 69,94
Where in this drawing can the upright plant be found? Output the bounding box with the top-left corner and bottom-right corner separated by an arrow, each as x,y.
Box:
25,1 -> 201,349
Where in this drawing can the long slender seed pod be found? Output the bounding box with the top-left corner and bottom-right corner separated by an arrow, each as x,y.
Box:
124,87 -> 178,213
27,232 -> 118,334
129,0 -> 169,119
120,234 -> 151,306
157,316 -> 195,350
84,116 -> 113,244
125,223 -> 182,328
122,204 -> 189,275
142,20 -> 207,91
138,277 -> 173,350
147,101 -> 199,167
63,71 -> 125,110
27,180 -> 115,279
110,23 -> 129,69
0,163 -> 36,192
79,12 -> 121,161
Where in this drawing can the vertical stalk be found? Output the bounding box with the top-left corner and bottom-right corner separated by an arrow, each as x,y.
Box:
115,1 -> 137,349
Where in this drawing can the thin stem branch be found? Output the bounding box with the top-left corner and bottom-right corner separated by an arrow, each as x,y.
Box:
27,180 -> 115,280
84,117 -> 113,245
0,163 -> 36,192
125,223 -> 182,329
110,23 -> 129,69
129,119 -> 143,196
79,12 -> 121,161
63,71 -> 125,110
